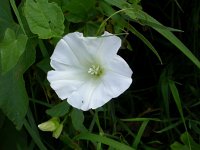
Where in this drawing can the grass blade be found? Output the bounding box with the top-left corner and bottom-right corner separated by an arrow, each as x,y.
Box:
169,81 -> 185,124
132,120 -> 149,149
121,118 -> 161,122
24,119 -> 47,150
74,132 -> 135,150
138,12 -> 200,69
169,80 -> 191,150
127,24 -> 162,64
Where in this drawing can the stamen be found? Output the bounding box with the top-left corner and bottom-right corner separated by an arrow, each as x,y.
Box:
88,65 -> 102,76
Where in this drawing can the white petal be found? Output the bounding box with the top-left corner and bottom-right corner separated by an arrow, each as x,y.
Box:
87,81 -> 114,110
47,67 -> 88,99
62,32 -> 94,65
100,31 -> 121,57
51,32 -> 121,67
67,79 -> 97,111
101,71 -> 132,99
50,39 -> 80,66
82,31 -> 121,63
105,55 -> 133,77
67,79 -> 110,111
47,31 -> 132,111
67,71 -> 132,111
50,60 -> 70,71
50,80 -> 83,99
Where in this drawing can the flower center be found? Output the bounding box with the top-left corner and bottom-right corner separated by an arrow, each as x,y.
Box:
88,65 -> 102,76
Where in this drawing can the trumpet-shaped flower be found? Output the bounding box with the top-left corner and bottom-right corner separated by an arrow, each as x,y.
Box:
47,31 -> 132,111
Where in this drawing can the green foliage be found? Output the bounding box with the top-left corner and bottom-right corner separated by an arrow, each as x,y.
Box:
71,108 -> 87,132
46,101 -> 70,117
104,0 -> 200,69
0,28 -> 27,74
0,39 -> 36,129
0,0 -> 16,39
75,132 -> 135,150
0,0 -> 200,149
0,117 -> 29,150
24,0 -> 65,39
62,0 -> 96,23
170,132 -> 200,150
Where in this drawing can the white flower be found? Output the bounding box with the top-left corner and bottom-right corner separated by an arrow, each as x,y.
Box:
47,31 -> 132,111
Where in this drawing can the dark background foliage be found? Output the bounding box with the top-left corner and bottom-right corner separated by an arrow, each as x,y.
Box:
0,0 -> 200,149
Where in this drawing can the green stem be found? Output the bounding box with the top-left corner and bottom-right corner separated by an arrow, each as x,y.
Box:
9,0 -> 26,35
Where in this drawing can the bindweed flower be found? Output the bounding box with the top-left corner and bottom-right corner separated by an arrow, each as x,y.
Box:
47,31 -> 132,111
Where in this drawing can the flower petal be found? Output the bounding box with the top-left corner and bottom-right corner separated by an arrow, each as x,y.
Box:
82,31 -> 121,63
105,55 -> 133,77
67,79 -> 110,111
50,32 -> 121,67
47,66 -> 88,99
50,60 -> 70,70
67,70 -> 132,111
50,80 -> 83,99
99,31 -> 121,57
62,32 -> 94,65
101,71 -> 132,98
50,39 -> 80,66
67,79 -> 92,110
86,73 -> 132,110
48,31 -> 133,111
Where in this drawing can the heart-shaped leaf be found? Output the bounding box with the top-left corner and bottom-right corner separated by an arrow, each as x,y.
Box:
24,0 -> 64,39
0,28 -> 27,74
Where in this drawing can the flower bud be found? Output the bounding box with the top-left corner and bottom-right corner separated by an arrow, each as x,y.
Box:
38,117 -> 60,132
52,123 -> 63,139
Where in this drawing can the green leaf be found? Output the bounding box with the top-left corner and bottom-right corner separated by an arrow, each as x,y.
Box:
9,0 -> 26,35
71,108 -> 87,132
60,134 -> 82,150
159,68 -> 171,117
99,2 -> 162,63
170,132 -> 200,150
0,0 -> 16,40
0,117 -> 29,150
121,118 -> 161,122
0,39 -> 36,129
170,141 -> 188,150
169,80 -> 191,148
98,1 -> 125,33
36,58 -> 51,73
180,132 -> 200,150
169,80 -> 185,124
127,24 -> 162,64
137,12 -> 200,69
24,0 -> 64,39
133,120 -> 149,149
63,0 -> 95,22
84,22 -> 100,36
104,0 -> 130,9
46,101 -> 70,117
155,120 -> 182,133
24,119 -> 47,150
74,132 -> 135,150
105,0 -> 200,69
0,28 -> 27,74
